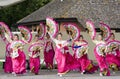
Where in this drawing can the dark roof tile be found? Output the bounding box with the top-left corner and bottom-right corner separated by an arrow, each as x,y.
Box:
17,0 -> 120,28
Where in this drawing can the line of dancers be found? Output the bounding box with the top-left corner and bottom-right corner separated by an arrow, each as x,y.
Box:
1,20 -> 120,77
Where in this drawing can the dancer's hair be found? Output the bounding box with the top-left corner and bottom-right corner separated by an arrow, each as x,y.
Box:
80,35 -> 84,39
14,34 -> 19,40
58,32 -> 62,36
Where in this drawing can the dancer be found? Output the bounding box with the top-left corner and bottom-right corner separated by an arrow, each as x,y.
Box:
73,35 -> 98,74
28,34 -> 42,75
44,33 -> 55,70
4,42 -> 13,73
109,33 -> 120,59
93,34 -> 110,76
0,22 -> 13,73
106,33 -> 120,71
48,32 -> 70,77
10,34 -> 26,76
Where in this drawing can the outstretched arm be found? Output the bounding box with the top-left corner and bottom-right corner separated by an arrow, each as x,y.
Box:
22,37 -> 29,44
4,32 -> 12,43
48,32 -> 57,44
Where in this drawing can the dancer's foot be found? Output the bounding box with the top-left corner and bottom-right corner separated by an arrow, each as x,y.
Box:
57,73 -> 62,77
59,74 -> 62,77
12,72 -> 17,76
81,70 -> 86,74
100,72 -> 103,76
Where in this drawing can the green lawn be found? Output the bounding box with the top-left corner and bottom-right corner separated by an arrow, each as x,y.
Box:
0,62 -> 3,70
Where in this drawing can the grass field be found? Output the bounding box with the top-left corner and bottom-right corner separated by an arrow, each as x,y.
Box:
0,62 -> 3,70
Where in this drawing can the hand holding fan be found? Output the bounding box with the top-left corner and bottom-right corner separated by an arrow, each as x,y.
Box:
0,22 -> 13,41
37,23 -> 46,40
100,22 -> 111,41
46,17 -> 58,38
86,20 -> 96,40
63,23 -> 80,41
28,43 -> 43,52
18,26 -> 32,43
10,40 -> 24,49
76,44 -> 88,58
95,44 -> 106,56
107,40 -> 120,52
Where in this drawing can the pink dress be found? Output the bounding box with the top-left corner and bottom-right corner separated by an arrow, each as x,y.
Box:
106,40 -> 120,68
51,38 -> 69,74
72,42 -> 81,71
94,43 -> 110,76
55,46 -> 69,74
4,43 -> 13,73
11,49 -> 26,74
29,51 -> 40,74
10,41 -> 26,74
44,40 -> 55,69
74,40 -> 98,73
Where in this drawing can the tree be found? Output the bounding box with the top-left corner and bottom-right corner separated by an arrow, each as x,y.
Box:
0,0 -> 51,30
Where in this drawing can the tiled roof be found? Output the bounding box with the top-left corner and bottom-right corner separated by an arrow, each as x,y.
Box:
17,0 -> 120,28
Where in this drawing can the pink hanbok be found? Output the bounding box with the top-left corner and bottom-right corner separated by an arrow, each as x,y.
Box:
55,46 -> 69,74
72,43 -> 81,71
77,54 -> 98,73
29,51 -> 40,74
74,42 -> 98,73
94,44 -> 110,76
51,38 -> 69,74
11,49 -> 26,74
4,43 -> 13,73
44,40 -> 55,69
106,40 -> 120,69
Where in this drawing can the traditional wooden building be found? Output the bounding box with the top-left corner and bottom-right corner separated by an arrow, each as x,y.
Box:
16,0 -> 119,32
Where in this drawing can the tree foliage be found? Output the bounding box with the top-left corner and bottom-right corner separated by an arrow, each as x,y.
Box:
0,0 -> 51,28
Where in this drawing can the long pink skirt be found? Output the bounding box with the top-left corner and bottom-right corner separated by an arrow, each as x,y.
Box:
29,57 -> 40,74
77,54 -> 98,73
44,49 -> 55,69
94,49 -> 110,76
106,53 -> 120,67
12,49 -> 26,74
65,53 -> 80,70
55,48 -> 68,74
4,56 -> 13,73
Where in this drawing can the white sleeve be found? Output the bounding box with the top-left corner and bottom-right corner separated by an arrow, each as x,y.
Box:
62,41 -> 68,47
49,35 -> 57,44
4,33 -> 12,43
47,32 -> 57,43
92,40 -> 98,45
28,52 -> 32,57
